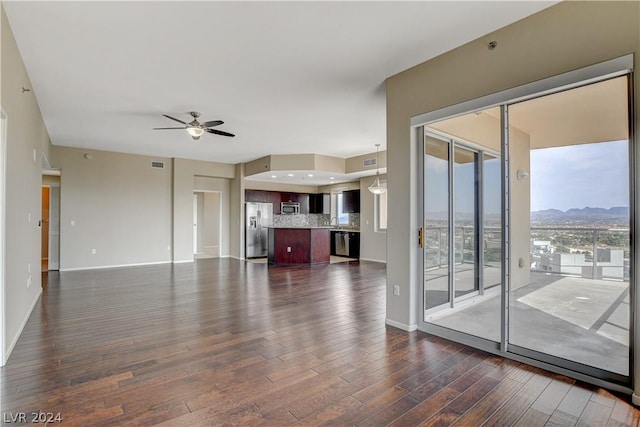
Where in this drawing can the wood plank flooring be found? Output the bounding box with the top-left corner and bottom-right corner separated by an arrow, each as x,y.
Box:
1,258 -> 639,426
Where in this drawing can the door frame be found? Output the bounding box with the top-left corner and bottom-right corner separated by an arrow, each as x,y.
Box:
193,190 -> 223,259
0,109 -> 7,366
413,54 -> 635,394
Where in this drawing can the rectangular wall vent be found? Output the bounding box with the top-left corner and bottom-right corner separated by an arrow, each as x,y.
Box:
151,161 -> 165,169
363,158 -> 377,167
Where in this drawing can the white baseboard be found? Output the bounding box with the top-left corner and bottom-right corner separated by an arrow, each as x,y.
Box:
2,287 -> 42,366
173,259 -> 194,264
60,260 -> 173,272
633,393 -> 640,406
359,257 -> 386,264
385,318 -> 418,332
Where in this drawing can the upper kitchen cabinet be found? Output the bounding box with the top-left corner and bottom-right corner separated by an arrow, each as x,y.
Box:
245,190 -> 281,213
280,192 -> 309,214
245,189 -> 268,202
341,190 -> 360,213
309,193 -> 330,214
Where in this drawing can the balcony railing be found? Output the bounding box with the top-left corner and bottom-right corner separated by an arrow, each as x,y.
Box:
425,226 -> 629,281
531,227 -> 629,280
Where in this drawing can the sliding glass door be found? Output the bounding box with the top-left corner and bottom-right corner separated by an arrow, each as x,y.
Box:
419,64 -> 633,386
423,113 -> 502,343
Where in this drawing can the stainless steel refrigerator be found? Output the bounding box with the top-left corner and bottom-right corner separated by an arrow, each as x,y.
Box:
245,202 -> 273,258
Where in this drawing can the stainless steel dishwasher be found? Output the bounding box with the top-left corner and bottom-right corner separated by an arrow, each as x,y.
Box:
335,231 -> 349,256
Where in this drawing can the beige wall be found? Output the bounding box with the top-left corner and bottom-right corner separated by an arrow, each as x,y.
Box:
230,163 -> 245,258
509,126 -> 531,289
317,181 -> 360,193
1,5 -> 52,364
245,180 -> 318,194
359,175 -> 387,263
385,1 -> 640,330
346,150 -> 386,174
51,147 -> 173,270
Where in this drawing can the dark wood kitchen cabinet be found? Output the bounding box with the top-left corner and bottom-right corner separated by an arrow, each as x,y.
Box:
245,189 -> 265,202
341,190 -> 360,213
245,190 -> 282,214
279,192 -> 309,214
309,193 -> 330,214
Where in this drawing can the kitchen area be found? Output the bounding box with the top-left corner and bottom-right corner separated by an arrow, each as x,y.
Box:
244,188 -> 360,265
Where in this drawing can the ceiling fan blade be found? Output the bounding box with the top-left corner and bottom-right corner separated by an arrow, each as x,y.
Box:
203,120 -> 223,128
162,114 -> 187,125
153,127 -> 185,130
206,128 -> 235,137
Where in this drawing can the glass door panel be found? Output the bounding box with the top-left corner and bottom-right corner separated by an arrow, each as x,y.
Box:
424,136 -> 450,310
423,108 -> 502,343
507,76 -> 630,378
453,146 -> 478,300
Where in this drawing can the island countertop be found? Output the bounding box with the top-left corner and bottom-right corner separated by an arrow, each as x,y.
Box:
267,226 -> 360,232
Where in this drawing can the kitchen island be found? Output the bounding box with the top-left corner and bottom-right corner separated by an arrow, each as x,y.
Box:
267,227 -> 331,265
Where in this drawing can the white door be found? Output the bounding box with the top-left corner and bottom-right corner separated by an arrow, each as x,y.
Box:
193,193 -> 198,254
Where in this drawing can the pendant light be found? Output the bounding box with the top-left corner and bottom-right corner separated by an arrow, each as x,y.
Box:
368,144 -> 387,194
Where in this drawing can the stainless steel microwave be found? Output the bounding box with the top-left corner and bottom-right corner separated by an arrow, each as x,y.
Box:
281,202 -> 300,215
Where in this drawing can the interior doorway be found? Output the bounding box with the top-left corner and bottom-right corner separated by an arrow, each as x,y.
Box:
41,177 -> 60,272
41,186 -> 50,271
193,191 -> 222,259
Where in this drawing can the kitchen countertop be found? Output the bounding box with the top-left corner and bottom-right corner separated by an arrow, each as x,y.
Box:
267,226 -> 360,232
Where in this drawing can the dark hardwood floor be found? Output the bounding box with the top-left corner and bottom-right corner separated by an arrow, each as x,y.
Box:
1,258 -> 639,426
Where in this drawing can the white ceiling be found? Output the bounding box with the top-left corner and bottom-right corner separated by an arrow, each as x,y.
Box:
3,1 -> 556,178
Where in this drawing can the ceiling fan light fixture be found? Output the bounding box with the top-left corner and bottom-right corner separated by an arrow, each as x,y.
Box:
368,144 -> 387,194
187,126 -> 205,138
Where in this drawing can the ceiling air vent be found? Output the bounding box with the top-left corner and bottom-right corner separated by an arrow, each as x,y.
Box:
151,161 -> 165,169
363,158 -> 377,167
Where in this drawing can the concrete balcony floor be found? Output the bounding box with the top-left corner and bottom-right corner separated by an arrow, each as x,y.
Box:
426,267 -> 629,376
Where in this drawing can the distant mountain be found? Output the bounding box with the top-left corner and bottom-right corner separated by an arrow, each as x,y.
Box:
565,207 -> 609,215
428,207 -> 629,224
608,206 -> 630,215
531,206 -> 629,223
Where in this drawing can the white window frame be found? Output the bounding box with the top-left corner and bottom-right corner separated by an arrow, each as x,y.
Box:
375,191 -> 387,232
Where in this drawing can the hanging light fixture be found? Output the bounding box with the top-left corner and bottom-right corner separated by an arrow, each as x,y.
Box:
368,144 -> 387,194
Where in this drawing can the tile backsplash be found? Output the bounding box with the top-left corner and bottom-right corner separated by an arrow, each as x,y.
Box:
273,213 -> 360,228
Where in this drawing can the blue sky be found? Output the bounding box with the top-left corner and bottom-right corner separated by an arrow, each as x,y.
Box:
426,139 -> 629,215
530,140 -> 628,211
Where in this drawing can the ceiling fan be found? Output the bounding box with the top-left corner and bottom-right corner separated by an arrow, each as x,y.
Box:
153,111 -> 235,140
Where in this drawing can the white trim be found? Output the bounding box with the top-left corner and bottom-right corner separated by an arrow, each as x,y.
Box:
0,109 -> 6,366
173,259 -> 194,264
385,318 -> 418,332
60,260 -> 174,272
359,257 -> 386,264
4,288 -> 41,365
192,190 -> 223,260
